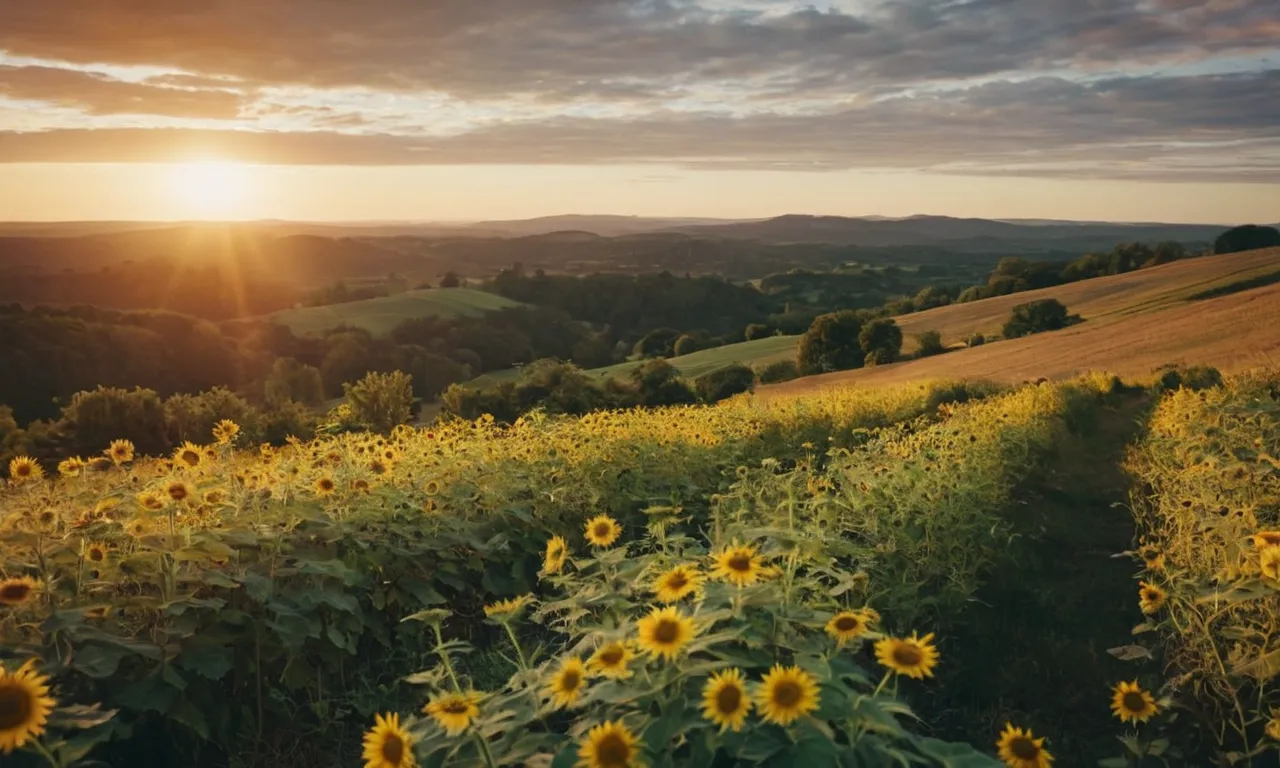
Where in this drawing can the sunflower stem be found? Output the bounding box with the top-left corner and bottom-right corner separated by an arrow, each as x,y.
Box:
28,738 -> 62,768
433,624 -> 463,692
501,621 -> 530,673
474,734 -> 498,768
871,669 -> 893,698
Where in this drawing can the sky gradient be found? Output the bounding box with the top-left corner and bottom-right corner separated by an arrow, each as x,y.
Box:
1,0 -> 1278,222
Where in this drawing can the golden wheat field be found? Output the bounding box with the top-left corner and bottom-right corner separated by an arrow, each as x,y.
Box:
2,370 -> 1280,767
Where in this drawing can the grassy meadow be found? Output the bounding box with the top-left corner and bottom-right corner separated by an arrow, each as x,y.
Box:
260,288 -> 523,337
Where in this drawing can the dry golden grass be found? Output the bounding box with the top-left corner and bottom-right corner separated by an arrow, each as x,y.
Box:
765,247 -> 1280,394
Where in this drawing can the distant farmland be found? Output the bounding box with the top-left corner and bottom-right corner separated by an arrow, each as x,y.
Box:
260,288 -> 521,336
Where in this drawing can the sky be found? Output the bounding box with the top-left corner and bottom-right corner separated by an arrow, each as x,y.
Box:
0,0 -> 1278,223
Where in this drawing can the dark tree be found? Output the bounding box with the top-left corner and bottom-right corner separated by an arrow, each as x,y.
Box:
673,335 -> 699,357
914,330 -> 945,358
694,364 -> 755,403
744,323 -> 772,341
439,271 -> 463,288
797,311 -> 864,375
1003,299 -> 1071,339
1214,225 -> 1280,255
859,319 -> 903,366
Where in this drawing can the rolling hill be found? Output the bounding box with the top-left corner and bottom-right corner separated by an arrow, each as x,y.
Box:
258,288 -> 522,336
764,247 -> 1280,393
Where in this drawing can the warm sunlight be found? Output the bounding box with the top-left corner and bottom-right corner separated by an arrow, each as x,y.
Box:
167,161 -> 253,218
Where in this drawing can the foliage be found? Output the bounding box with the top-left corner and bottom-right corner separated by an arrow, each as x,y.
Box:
673,334 -> 699,358
1154,365 -> 1224,393
1125,370 -> 1280,760
744,323 -> 772,341
633,328 -> 684,359
1213,225 -> 1280,255
163,388 -> 262,445
756,359 -> 800,384
1002,299 -> 1071,339
343,371 -> 415,433
693,364 -> 755,404
860,319 -> 903,366
797,311 -> 864,376
967,333 -> 986,348
915,330 -> 946,358
264,357 -> 326,407
61,386 -> 170,458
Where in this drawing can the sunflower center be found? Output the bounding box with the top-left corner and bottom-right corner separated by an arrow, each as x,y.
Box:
716,684 -> 743,713
1010,736 -> 1040,760
0,684 -> 33,730
594,733 -> 631,767
89,549 -> 105,562
772,680 -> 802,707
168,485 -> 188,500
892,643 -> 924,667
0,583 -> 32,603
562,670 -> 581,690
1122,692 -> 1147,712
666,573 -> 689,590
593,523 -> 612,538
727,554 -> 752,572
834,616 -> 859,632
380,733 -> 404,765
442,700 -> 469,715
180,450 -> 199,466
599,648 -> 625,666
654,619 -> 680,644
14,464 -> 31,477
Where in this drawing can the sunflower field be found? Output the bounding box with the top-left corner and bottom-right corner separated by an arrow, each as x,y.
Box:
4,369 -> 1278,767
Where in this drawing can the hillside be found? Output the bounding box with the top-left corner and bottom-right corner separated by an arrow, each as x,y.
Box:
766,247 -> 1280,392
260,288 -> 522,336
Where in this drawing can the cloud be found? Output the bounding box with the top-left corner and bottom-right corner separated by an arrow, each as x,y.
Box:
0,65 -> 243,118
0,1 -> 1277,180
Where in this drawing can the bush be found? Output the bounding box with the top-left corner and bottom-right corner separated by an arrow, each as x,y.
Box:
512,359 -> 605,415
672,334 -> 699,357
60,386 -> 169,457
797,311 -> 863,375
694,363 -> 755,403
1155,364 -> 1224,392
1002,299 -> 1071,339
261,399 -> 318,443
967,333 -> 986,347
264,357 -> 326,406
164,387 -> 262,444
914,330 -> 946,358
756,359 -> 800,384
628,359 -> 698,407
632,327 -> 682,359
343,370 -> 415,432
860,318 -> 903,366
744,323 -> 771,341
1213,224 -> 1280,255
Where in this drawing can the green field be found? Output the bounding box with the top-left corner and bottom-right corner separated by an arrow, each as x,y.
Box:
261,288 -> 522,336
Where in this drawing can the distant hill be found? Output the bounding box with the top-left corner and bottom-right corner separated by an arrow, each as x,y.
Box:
762,246 -> 1280,392
256,288 -> 523,336
470,215 -> 754,237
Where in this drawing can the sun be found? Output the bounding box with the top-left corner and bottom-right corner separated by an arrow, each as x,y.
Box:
168,160 -> 252,217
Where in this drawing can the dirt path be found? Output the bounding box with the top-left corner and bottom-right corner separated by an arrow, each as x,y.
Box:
922,391 -> 1152,762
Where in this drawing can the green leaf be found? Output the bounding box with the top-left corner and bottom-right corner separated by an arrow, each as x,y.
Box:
170,698 -> 210,740
1233,647 -> 1280,680
179,640 -> 234,681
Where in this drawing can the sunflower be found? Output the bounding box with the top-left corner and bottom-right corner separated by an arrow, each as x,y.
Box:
875,632 -> 940,679
314,476 -> 337,497
0,658 -> 57,755
543,535 -> 569,575
173,442 -> 204,470
107,439 -> 135,465
125,519 -> 149,537
423,691 -> 480,736
137,492 -> 165,511
755,664 -> 820,726
361,712 -> 415,768
212,419 -> 240,445
1262,547 -> 1280,581
995,723 -> 1054,768
84,542 -> 110,564
165,480 -> 193,503
577,720 -> 641,768
1137,581 -> 1167,614
651,564 -> 702,603
1251,532 -> 1280,548
1137,544 -> 1165,571
584,515 -> 622,548
57,457 -> 85,477
587,641 -> 635,680
7,457 -> 43,484
352,478 -> 371,494
1266,712 -> 1280,741
701,668 -> 751,732
710,542 -> 764,587
484,594 -> 533,620
0,576 -> 39,607
424,480 -> 441,497
635,605 -> 696,662
825,609 -> 874,646
1110,680 -> 1159,724
369,459 -> 391,476
546,657 -> 588,709
202,489 -> 226,505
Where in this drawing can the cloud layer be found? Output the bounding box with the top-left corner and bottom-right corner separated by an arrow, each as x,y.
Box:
0,0 -> 1277,180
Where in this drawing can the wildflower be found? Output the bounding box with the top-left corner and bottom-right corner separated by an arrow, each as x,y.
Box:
0,658 -> 57,755
423,691 -> 480,736
584,514 -> 622,547
57,457 -> 85,477
996,723 -> 1054,768
361,712 -> 415,768
755,664 -> 820,726
212,419 -> 240,445
710,542 -> 764,587
1265,712 -> 1280,741
0,576 -> 39,607
1110,680 -> 1159,724
875,632 -> 940,679
543,536 -> 569,575
701,668 -> 751,732
1251,531 -> 1280,548
424,480 -> 441,497
173,441 -> 204,470
314,476 -> 337,496
165,480 -> 193,503
7,457 -> 42,484
1262,547 -> 1280,581
825,609 -> 875,646
547,657 -> 588,709
1138,581 -> 1167,614
483,594 -> 533,620
107,439 -> 135,465
587,642 -> 635,680
84,542 -> 109,564
577,721 -> 640,768
635,605 -> 696,661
